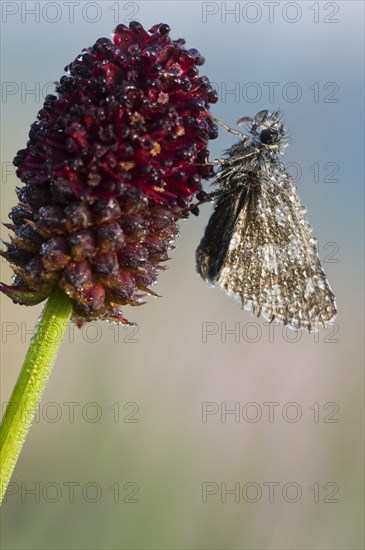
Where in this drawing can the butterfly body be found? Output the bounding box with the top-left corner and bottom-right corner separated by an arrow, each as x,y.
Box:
196,110 -> 337,331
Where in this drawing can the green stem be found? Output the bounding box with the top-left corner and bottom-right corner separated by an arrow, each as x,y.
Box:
0,288 -> 72,504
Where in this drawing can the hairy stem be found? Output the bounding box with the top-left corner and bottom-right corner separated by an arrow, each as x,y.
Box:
0,288 -> 72,504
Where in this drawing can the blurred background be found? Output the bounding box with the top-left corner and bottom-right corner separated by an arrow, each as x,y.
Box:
1,1 -> 363,548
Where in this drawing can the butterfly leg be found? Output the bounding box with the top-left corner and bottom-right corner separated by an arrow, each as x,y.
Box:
184,190 -> 221,216
194,159 -> 230,167
208,113 -> 246,137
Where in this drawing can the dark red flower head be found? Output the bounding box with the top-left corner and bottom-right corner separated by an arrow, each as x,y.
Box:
1,22 -> 218,324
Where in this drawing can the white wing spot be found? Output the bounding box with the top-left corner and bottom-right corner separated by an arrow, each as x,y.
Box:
228,232 -> 241,251
304,278 -> 315,299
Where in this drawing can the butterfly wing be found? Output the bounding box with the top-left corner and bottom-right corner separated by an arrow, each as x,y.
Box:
196,185 -> 247,283
215,163 -> 337,331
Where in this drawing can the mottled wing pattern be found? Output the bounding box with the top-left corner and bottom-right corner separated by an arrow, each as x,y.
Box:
216,163 -> 337,331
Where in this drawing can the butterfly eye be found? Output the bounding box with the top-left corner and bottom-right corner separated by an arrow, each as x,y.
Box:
260,128 -> 279,145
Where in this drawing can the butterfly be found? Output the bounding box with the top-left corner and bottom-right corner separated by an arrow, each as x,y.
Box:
196,110 -> 337,331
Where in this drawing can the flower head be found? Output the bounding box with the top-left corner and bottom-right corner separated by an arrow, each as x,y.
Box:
1,22 -> 218,323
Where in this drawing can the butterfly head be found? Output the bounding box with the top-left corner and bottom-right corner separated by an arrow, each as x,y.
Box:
237,110 -> 287,154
